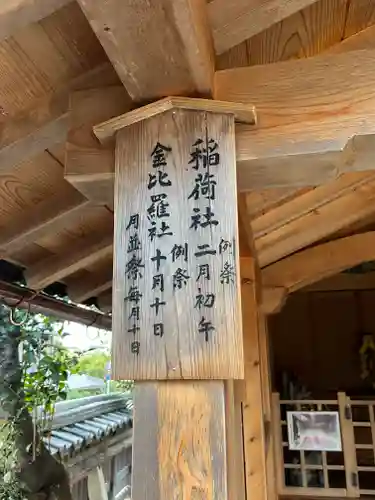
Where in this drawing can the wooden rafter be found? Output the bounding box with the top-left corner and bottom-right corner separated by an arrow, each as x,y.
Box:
253,173 -> 375,267
77,0 -> 215,101
305,272 -> 375,292
0,63 -> 118,174
261,232 -> 375,293
68,264 -> 113,303
0,196 -> 90,254
208,0 -> 318,55
25,235 -> 113,290
0,0 -> 71,42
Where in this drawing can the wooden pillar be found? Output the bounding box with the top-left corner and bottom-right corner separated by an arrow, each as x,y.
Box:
99,97 -> 256,499
240,256 -> 277,500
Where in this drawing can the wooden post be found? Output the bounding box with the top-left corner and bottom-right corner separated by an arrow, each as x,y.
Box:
100,98 -> 255,499
239,250 -> 276,500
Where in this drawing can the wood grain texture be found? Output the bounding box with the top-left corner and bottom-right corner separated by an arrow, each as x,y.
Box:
244,187 -> 308,219
253,173 -> 375,266
216,0 -> 375,69
67,261 -> 113,302
241,279 -> 268,500
0,63 -> 119,173
0,0 -> 71,42
258,315 -> 277,500
252,172 -> 375,240
0,151 -> 80,243
209,0 -> 319,54
0,2 -> 106,117
326,24 -> 375,53
262,232 -> 375,292
113,108 -> 243,380
305,271 -> 375,292
77,0 -> 214,101
215,49 -> 375,173
0,196 -> 90,254
94,96 -> 256,143
225,381 -> 245,500
132,381 -> 227,500
25,233 -> 113,290
65,86 -> 132,204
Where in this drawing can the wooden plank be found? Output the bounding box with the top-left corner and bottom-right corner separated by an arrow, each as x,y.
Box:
65,86 -> 132,204
113,106 -> 243,380
338,392 -> 359,497
305,272 -> 375,292
0,0 -> 71,43
209,0 -> 318,55
0,63 -> 119,174
327,24 -> 375,54
94,96 -> 256,143
225,381 -> 245,500
77,0 -> 214,101
261,286 -> 287,315
25,234 -> 113,290
262,232 -> 375,292
68,263 -> 113,303
245,187 -> 308,219
132,381 -> 227,499
217,0 -> 348,69
251,172 -> 375,241
215,49 -> 375,187
0,196 -> 90,254
258,315 -> 277,500
241,278 -> 267,500
87,466 -> 108,500
253,174 -> 375,266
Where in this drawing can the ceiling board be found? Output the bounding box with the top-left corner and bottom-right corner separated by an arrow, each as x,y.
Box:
0,2 -> 106,117
217,0 -> 375,69
0,152 -> 79,234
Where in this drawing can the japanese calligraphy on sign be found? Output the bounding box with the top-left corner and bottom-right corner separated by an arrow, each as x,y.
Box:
113,109 -> 243,380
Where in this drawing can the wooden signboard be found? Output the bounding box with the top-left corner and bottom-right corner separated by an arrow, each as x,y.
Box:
112,105 -> 243,380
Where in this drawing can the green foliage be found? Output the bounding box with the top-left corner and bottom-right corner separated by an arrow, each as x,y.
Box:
72,350 -> 134,395
0,306 -> 76,499
75,350 -> 109,379
21,317 -> 78,415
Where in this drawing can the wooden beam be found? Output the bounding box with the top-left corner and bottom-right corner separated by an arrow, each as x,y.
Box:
68,264 -> 113,303
208,0 -> 318,55
0,196 -> 90,254
0,63 -> 119,174
77,0 -> 215,101
244,187 -> 308,219
304,272 -> 375,292
262,232 -> 375,293
252,172 -> 375,266
65,86 -> 132,204
0,0 -> 71,42
326,25 -> 375,54
215,49 -> 375,187
25,234 -> 113,290
261,286 -> 287,315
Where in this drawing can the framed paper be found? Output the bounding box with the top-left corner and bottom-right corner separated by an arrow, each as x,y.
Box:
287,411 -> 342,452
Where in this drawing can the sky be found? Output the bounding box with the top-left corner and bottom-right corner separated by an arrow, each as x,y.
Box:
62,320 -> 111,352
